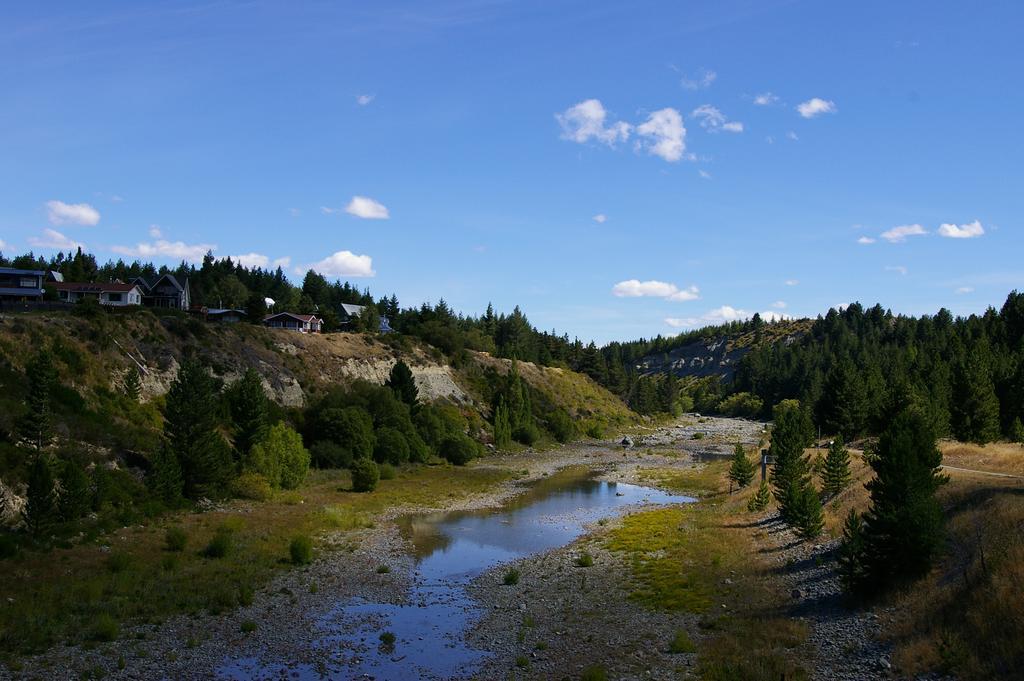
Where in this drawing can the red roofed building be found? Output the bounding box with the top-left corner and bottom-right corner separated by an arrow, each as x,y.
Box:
53,281 -> 145,306
262,312 -> 322,333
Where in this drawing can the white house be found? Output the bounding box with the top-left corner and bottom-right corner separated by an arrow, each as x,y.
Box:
262,312 -> 323,333
53,281 -> 144,306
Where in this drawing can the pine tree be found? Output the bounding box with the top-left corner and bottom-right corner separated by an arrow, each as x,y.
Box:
847,408 -> 947,595
19,350 -> 57,451
57,458 -> 91,522
792,484 -> 824,539
229,368 -> 268,457
747,479 -> 771,512
149,445 -> 184,504
493,400 -> 512,450
386,360 -> 419,408
164,359 -> 232,499
817,359 -> 868,438
822,438 -> 852,498
22,455 -> 56,537
838,509 -> 866,594
952,351 -> 1001,444
728,442 -> 755,490
123,367 -> 142,402
659,372 -> 680,415
769,401 -> 814,524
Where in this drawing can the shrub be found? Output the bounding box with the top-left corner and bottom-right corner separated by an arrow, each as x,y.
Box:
247,422 -> 310,490
717,392 -> 764,419
91,613 -> 120,642
376,564 -> 391,574
515,656 -> 529,669
503,567 -> 521,585
514,422 -> 541,446
585,423 -> 604,439
580,665 -> 608,681
164,527 -> 188,552
201,530 -> 232,559
439,434 -> 478,466
240,620 -> 257,634
229,471 -> 273,500
374,427 -> 410,465
309,441 -> 352,469
668,629 -> 696,654
379,631 -> 396,647
691,432 -> 705,440
310,406 -> 375,461
289,534 -> 313,565
378,463 -> 396,480
546,409 -> 576,443
350,458 -> 379,493
574,552 -> 594,567
106,551 -> 132,573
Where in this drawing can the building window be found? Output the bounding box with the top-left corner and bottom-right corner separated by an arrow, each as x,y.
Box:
19,277 -> 37,288
108,293 -> 122,302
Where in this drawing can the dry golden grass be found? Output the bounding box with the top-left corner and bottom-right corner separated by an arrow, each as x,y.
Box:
940,440 -> 1024,476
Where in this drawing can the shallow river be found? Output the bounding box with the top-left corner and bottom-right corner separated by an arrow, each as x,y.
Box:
220,469 -> 693,680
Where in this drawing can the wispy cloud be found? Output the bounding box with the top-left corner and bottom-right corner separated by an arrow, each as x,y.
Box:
111,237 -> 215,262
698,169 -> 712,179
857,236 -> 876,244
636,108 -> 686,162
796,97 -> 837,118
345,196 -> 390,219
272,256 -> 291,268
556,99 -> 631,146
786,131 -> 799,141
885,265 -> 908,275
355,94 -> 375,106
289,208 -> 301,217
305,250 -> 375,278
665,304 -> 748,328
148,224 -> 162,238
880,224 -> 927,243
691,105 -> 743,133
938,220 -> 984,239
612,279 -> 699,302
753,92 -> 778,106
46,200 -> 100,226
592,214 -> 607,224
230,253 -> 270,268
785,279 -> 799,286
955,286 -> 974,294
680,68 -> 717,90
772,300 -> 787,309
29,228 -> 84,251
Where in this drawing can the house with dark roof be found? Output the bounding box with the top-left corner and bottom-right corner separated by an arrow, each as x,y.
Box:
0,267 -> 45,302
263,312 -> 322,333
53,281 -> 144,306
206,308 -> 247,323
129,274 -> 191,309
338,302 -> 393,333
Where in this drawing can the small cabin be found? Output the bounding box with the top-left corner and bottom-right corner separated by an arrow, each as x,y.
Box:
53,281 -> 144,306
262,312 -> 322,333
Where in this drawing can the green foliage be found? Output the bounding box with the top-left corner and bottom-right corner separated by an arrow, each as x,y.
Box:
106,551 -> 132,573
22,455 -> 56,537
122,367 -> 141,402
308,406 -> 376,464
822,439 -> 852,498
19,349 -> 57,451
727,443 -> 755,489
57,457 -> 91,522
228,471 -> 273,500
791,484 -> 824,540
574,551 -> 594,567
201,528 -> 233,559
386,360 -> 418,408
837,509 -> 866,594
373,427 -> 410,465
816,359 -> 868,438
952,350 -> 1001,444
163,359 -> 232,499
309,441 -> 352,469
240,620 -> 257,634
227,368 -> 269,457
90,613 -> 119,642
350,458 -> 379,493
843,408 -> 948,597
718,392 -> 764,419
546,408 -> 576,443
492,400 -> 512,450
769,401 -> 815,526
668,629 -> 697,654
289,534 -> 313,565
148,444 -> 184,505
246,422 -> 310,490
378,462 -> 396,480
747,479 -> 771,512
503,567 -> 521,585
379,631 -> 396,647
580,665 -> 608,681
164,526 -> 188,552
439,434 -> 478,466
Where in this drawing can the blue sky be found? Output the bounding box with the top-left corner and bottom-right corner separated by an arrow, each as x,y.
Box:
1,1 -> 1022,343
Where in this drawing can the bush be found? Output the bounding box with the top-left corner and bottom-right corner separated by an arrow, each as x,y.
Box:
580,665 -> 608,681
202,530 -> 232,559
378,463 -> 396,480
379,631 -> 396,647
585,423 -> 604,439
513,422 -> 541,446
717,392 -> 764,419
574,552 -> 594,567
503,567 -> 521,585
668,629 -> 696,654
309,406 -> 375,461
247,422 -> 310,490
240,620 -> 257,634
546,409 -> 576,443
439,434 -> 478,466
350,458 -> 379,493
376,564 -> 391,574
91,613 -> 119,642
374,427 -> 410,465
309,441 -> 352,469
289,535 -> 313,565
165,527 -> 188,552
229,471 -> 273,500
106,552 -> 132,573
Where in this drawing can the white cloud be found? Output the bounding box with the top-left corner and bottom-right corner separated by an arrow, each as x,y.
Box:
231,253 -> 270,268
111,238 -> 216,262
955,286 -> 974,294
289,208 -> 301,217
680,68 -> 717,90
355,94 -> 375,106
307,250 -> 375,278
885,265 -> 908,275
0,239 -> 6,250
857,236 -> 876,244
46,200 -> 100,226
754,92 -> 778,106
665,304 -> 749,328
880,224 -> 927,243
698,169 -> 712,180
772,300 -> 787,309
691,105 -> 743,133
785,279 -> 799,286
796,97 -> 837,118
786,131 -> 799,141
759,310 -> 792,322
345,196 -> 390,219
321,206 -> 341,215
556,99 -> 632,146
272,256 -> 291,268
636,108 -> 686,162
148,224 -> 163,238
592,214 -> 607,224
834,302 -> 851,311
28,228 -> 85,251
612,279 -> 699,301
110,195 -> 124,203
938,220 -> 984,239
765,135 -> 775,144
